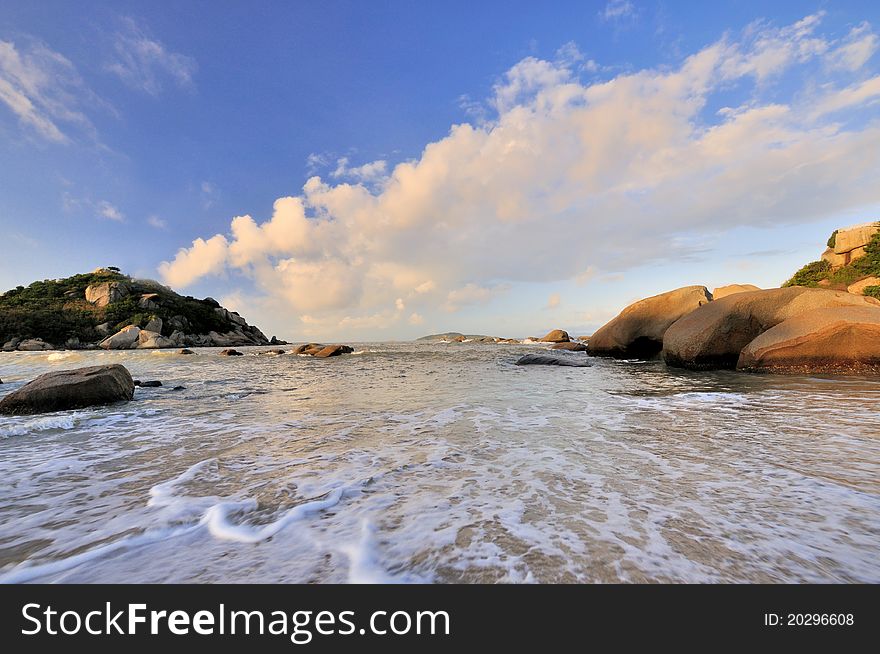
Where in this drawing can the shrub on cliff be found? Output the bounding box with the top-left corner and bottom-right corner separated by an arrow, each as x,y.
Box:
783,260 -> 831,288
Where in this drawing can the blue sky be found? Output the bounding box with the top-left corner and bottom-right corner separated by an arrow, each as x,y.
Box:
2,1 -> 880,341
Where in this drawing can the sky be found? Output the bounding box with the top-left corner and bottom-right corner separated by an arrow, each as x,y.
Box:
2,1 -> 880,341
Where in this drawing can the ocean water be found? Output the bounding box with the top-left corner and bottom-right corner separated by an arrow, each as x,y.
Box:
1,342 -> 878,583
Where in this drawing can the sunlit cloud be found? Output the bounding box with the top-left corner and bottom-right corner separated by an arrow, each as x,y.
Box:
160,14 -> 880,338
105,17 -> 196,95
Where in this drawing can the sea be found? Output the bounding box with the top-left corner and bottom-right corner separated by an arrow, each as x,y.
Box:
1,342 -> 878,583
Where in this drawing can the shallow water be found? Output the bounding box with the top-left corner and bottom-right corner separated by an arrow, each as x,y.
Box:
1,343 -> 878,583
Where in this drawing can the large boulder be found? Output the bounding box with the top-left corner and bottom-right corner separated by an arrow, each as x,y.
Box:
292,343 -> 326,355
137,330 -> 175,349
847,277 -> 880,296
0,364 -> 134,415
85,282 -> 129,307
17,338 -> 54,351
663,287 -> 880,370
143,316 -> 163,333
712,284 -> 761,300
99,325 -> 141,350
738,306 -> 880,374
515,354 -> 591,367
588,286 -> 712,359
539,329 -> 570,343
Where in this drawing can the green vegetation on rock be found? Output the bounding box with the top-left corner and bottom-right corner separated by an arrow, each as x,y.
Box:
784,229 -> 880,289
783,260 -> 831,288
864,286 -> 880,300
0,269 -> 256,347
827,230 -> 838,249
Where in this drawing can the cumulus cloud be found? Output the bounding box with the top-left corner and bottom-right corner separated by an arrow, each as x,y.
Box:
160,14 -> 880,337
331,157 -> 388,183
106,17 -> 196,95
0,38 -> 100,142
545,293 -> 561,310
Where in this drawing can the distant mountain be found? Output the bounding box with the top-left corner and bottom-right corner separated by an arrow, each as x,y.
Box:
0,268 -> 276,351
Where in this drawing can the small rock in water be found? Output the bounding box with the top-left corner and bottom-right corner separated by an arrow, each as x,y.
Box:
139,380 -> 162,388
178,349 -> 195,355
219,349 -> 243,356
515,354 -> 592,367
172,385 -> 186,391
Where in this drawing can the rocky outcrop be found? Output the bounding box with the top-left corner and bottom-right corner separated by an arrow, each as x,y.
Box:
821,223 -> 879,270
847,277 -> 880,296
515,354 -> 591,367
737,306 -> 880,374
0,364 -> 134,415
551,342 -> 587,351
0,269 -> 273,351
539,329 -> 570,343
588,286 -> 712,359
85,282 -> 129,307
712,284 -> 761,299
100,325 -> 141,350
663,287 -> 880,370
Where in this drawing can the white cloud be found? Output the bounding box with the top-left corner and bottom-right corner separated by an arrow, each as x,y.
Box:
97,201 -> 124,222
106,17 -> 196,95
159,14 -> 880,338
601,1 -> 636,22
331,157 -> 388,183
0,38 -> 98,142
545,293 -> 561,310
408,312 -> 424,325
147,214 -> 167,229
826,22 -> 878,71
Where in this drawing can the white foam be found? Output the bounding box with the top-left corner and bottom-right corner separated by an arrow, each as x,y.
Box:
0,523 -> 201,583
46,352 -> 77,362
203,487 -> 345,543
339,520 -> 400,583
0,414 -> 78,438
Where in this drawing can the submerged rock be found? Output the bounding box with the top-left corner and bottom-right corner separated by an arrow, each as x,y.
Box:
663,287 -> 880,370
219,349 -> 244,356
737,306 -> 880,374
515,354 -> 591,367
551,342 -> 587,351
0,364 -> 134,415
135,380 -> 162,388
178,349 -> 195,355
588,286 -> 712,359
